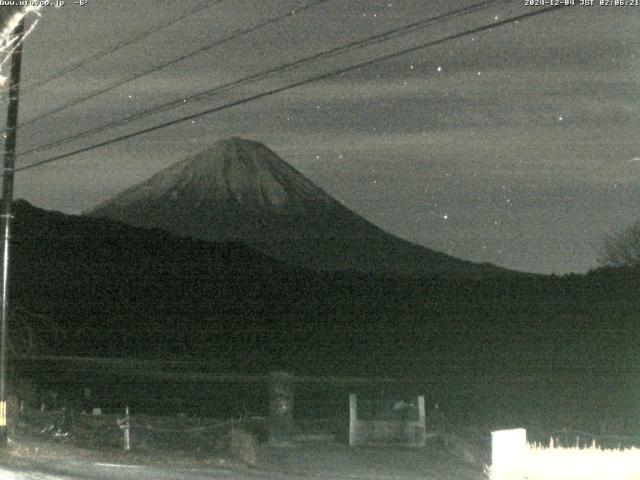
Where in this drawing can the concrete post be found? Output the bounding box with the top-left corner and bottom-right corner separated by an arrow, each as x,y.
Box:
117,406 -> 131,451
123,406 -> 130,451
416,395 -> 426,446
349,393 -> 358,446
268,371 -> 294,445
417,396 -> 425,423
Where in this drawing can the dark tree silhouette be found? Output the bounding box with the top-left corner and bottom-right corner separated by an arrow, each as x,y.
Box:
599,220 -> 640,268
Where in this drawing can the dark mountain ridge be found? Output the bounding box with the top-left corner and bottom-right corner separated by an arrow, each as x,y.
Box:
9,200 -> 638,379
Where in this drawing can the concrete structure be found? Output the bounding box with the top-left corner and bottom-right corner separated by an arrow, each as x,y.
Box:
268,371 -> 295,445
491,428 -> 527,478
349,393 -> 426,446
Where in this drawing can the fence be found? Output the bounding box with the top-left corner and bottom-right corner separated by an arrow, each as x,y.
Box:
12,356 -> 640,452
12,355 -> 430,445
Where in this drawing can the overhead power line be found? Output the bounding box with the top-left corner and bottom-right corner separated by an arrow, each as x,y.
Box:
16,4 -> 569,173
18,0 -> 506,158
21,0 -> 221,95
18,0 -> 330,130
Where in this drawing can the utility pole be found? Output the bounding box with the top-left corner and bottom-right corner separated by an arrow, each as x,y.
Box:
0,17 -> 25,447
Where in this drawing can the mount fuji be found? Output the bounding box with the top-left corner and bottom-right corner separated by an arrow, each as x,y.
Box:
86,137 -> 506,277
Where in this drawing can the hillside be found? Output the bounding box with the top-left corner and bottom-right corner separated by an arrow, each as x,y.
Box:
4,200 -> 639,431
8,201 -> 638,378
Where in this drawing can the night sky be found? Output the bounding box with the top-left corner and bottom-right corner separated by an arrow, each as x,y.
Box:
3,0 -> 639,274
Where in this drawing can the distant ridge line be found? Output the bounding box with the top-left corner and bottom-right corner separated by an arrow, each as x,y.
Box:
17,355 -> 426,385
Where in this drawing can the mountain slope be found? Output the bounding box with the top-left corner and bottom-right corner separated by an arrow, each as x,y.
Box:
86,137 -> 507,278
9,200 -> 640,422
9,200 -> 524,371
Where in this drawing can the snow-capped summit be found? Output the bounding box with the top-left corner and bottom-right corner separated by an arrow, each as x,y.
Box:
114,137 -> 336,211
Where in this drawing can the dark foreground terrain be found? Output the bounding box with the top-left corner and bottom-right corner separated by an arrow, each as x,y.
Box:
8,200 -> 640,444
1,408 -> 487,480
